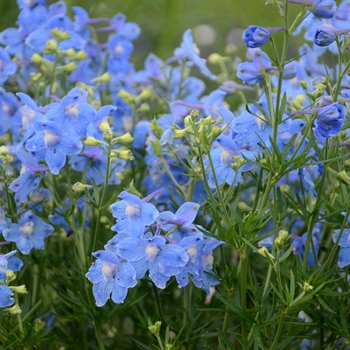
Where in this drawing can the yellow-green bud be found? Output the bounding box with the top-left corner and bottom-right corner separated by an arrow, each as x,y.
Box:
344,160 -> 350,172
73,50 -> 88,61
150,118 -> 164,138
99,121 -> 112,133
100,216 -> 110,224
9,285 -> 27,294
84,136 -> 107,147
91,72 -> 111,83
299,80 -> 309,91
64,48 -> 76,57
31,53 -> 44,64
72,182 -> 91,193
43,39 -> 58,54
208,53 -> 223,65
190,109 -> 200,120
136,103 -> 150,113
103,130 -> 113,142
50,28 -> 71,40
338,170 -> 350,185
313,83 -> 327,99
34,318 -> 46,333
6,270 -> 16,283
232,155 -> 246,170
0,146 -> 10,156
136,88 -> 152,102
225,44 -> 237,55
209,126 -> 221,139
5,304 -> 22,315
30,72 -> 42,83
303,282 -> 313,293
278,230 -> 288,240
238,201 -> 251,211
112,132 -> 134,144
111,149 -> 134,161
117,89 -> 135,104
258,247 -> 275,261
148,321 -> 161,337
279,184 -> 290,193
173,128 -> 190,139
57,62 -> 77,73
151,139 -> 162,156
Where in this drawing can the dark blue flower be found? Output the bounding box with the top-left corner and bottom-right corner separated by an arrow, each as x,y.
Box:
243,26 -> 270,48
333,229 -> 350,268
314,27 -> 336,46
0,251 -> 23,282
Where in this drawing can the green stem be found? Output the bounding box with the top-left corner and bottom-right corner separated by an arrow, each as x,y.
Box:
270,312 -> 286,349
93,318 -> 106,350
240,249 -> 248,343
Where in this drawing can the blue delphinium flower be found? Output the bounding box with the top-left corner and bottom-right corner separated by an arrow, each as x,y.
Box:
2,210 -> 54,254
0,285 -> 14,308
0,251 -> 23,282
116,235 -> 189,289
292,226 -> 321,266
237,51 -> 277,85
288,0 -> 337,19
242,26 -> 285,48
0,48 -> 17,85
85,250 -> 137,307
110,191 -> 159,237
332,229 -> 350,268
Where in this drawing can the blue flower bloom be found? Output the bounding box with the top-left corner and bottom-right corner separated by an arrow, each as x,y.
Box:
237,51 -> 277,85
0,285 -> 14,308
314,26 -> 336,46
2,210 -> 54,254
117,235 -> 189,289
0,48 -> 17,85
86,250 -> 137,307
288,0 -> 337,19
332,229 -> 350,268
0,251 -> 23,282
110,191 -> 159,237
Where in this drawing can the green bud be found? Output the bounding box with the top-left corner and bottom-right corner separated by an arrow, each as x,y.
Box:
72,182 -> 91,193
57,62 -> 78,73
278,230 -> 289,240
110,149 -> 134,161
34,318 -> 46,333
6,270 -> 16,284
299,80 -> 309,91
31,53 -> 44,64
150,118 -> 164,138
112,132 -> 134,145
30,72 -> 42,83
151,139 -> 162,157
136,88 -> 152,102
84,136 -> 107,147
258,247 -> 275,262
238,202 -> 251,211
208,53 -> 223,65
117,89 -> 136,104
136,103 -> 150,113
99,121 -> 112,133
173,127 -> 190,139
50,28 -> 71,40
43,39 -> 58,54
91,72 -> 111,83
73,50 -> 88,61
5,304 -> 22,315
148,321 -> 161,337
303,282 -> 313,293
190,109 -> 200,120
344,160 -> 350,172
338,170 -> 350,185
9,285 -> 27,294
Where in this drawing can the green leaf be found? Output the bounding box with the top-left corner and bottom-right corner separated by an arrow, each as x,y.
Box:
252,323 -> 264,349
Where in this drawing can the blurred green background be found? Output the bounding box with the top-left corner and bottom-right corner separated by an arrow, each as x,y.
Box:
0,0 -> 287,68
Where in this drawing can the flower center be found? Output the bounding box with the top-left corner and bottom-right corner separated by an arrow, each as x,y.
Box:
220,149 -> 233,164
102,262 -> 118,279
64,105 -> 79,120
44,129 -> 60,147
186,245 -> 198,263
125,204 -> 141,218
20,221 -> 34,237
145,244 -> 159,262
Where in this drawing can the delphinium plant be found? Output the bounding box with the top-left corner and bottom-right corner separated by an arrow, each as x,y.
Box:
1,0 -> 350,348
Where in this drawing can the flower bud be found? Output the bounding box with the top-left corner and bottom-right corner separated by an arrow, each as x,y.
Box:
303,282 -> 313,293
6,270 -> 16,283
136,88 -> 152,102
50,28 -> 71,40
338,170 -> 350,185
111,149 -> 134,161
9,285 -> 28,294
72,182 -> 91,193
73,50 -> 88,61
148,321 -> 161,337
112,132 -> 134,144
150,119 -> 164,138
258,246 -> 275,262
117,89 -> 135,104
5,304 -> 22,315
84,136 -> 107,147
31,53 -> 44,64
103,130 -> 113,142
30,72 -> 42,82
43,39 -> 58,54
99,121 -> 112,133
91,72 -> 111,83
208,53 -> 223,65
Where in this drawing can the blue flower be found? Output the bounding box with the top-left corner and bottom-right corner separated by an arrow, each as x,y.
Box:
116,235 -> 188,289
2,210 -> 54,254
288,0 -> 337,19
86,250 -> 137,307
314,26 -> 336,46
332,229 -> 350,268
110,191 -> 159,237
0,251 -> 23,282
237,51 -> 277,85
0,285 -> 14,308
243,26 -> 270,48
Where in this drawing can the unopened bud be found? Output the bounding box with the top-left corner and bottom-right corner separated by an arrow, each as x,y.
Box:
117,89 -> 135,104
258,246 -> 275,262
43,39 -> 58,54
73,50 -> 88,61
50,28 -> 71,40
112,132 -> 134,145
5,304 -> 22,315
84,136 -> 107,147
148,321 -> 161,337
136,88 -> 152,102
9,285 -> 27,294
72,182 -> 91,193
150,119 -> 164,138
6,270 -> 16,283
208,53 -> 223,65
303,282 -> 313,293
111,149 -> 134,161
91,72 -> 111,83
99,121 -> 112,133
338,170 -> 350,185
31,53 -> 44,64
